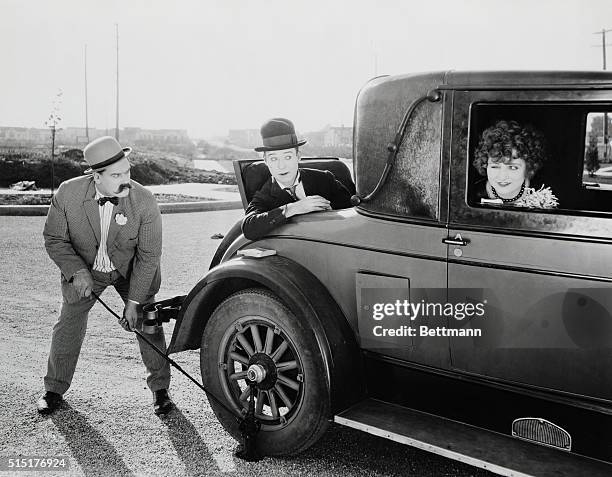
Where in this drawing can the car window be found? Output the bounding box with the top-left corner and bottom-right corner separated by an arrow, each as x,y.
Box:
466,103 -> 612,216
582,112 -> 612,194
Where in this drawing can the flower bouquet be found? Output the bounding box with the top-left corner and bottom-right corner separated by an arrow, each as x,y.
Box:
514,185 -> 558,209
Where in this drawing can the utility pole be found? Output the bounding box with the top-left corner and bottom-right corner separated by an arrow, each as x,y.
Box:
115,23 -> 120,141
84,44 -> 89,143
594,28 -> 612,161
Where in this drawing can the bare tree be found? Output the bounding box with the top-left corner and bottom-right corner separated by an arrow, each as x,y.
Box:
45,90 -> 63,194
586,134 -> 600,177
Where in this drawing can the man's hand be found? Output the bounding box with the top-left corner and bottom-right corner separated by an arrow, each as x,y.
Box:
72,269 -> 94,298
122,301 -> 139,332
285,196 -> 331,218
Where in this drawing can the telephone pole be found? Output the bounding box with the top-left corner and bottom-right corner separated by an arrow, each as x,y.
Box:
593,28 -> 612,161
594,28 -> 612,69
115,23 -> 120,141
84,44 -> 89,143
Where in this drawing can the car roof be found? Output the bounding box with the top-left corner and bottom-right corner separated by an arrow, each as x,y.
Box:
443,70 -> 612,89
361,70 -> 612,96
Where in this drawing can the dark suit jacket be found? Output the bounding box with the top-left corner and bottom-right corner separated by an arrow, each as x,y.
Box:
242,168 -> 352,240
43,175 -> 162,303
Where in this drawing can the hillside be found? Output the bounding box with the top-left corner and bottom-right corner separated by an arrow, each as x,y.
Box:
0,148 -> 236,189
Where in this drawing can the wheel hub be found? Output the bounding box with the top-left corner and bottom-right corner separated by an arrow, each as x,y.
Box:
247,353 -> 278,390
246,364 -> 266,383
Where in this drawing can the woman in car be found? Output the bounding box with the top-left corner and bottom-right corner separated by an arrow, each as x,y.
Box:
472,120 -> 558,208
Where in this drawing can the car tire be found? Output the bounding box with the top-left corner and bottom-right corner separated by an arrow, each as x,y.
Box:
200,287 -> 331,456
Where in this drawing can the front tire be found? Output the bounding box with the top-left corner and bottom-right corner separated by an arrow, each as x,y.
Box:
200,288 -> 331,456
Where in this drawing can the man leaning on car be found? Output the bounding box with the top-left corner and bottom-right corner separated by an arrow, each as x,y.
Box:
242,117 -> 352,240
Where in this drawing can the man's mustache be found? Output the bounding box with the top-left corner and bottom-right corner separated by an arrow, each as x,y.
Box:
117,183 -> 132,192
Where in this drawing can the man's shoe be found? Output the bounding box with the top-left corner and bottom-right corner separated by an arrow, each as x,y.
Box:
153,389 -> 174,415
37,391 -> 62,415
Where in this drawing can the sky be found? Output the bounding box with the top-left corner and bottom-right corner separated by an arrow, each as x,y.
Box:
2,0 -> 612,139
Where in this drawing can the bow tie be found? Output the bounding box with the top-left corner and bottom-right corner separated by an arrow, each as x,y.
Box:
97,196 -> 119,206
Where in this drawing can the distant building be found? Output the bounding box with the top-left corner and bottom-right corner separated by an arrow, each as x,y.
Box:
228,129 -> 260,149
57,127 -> 105,144
0,126 -> 190,148
0,127 -> 48,144
123,127 -> 190,145
305,130 -> 325,148
323,126 -> 353,147
227,125 -> 354,149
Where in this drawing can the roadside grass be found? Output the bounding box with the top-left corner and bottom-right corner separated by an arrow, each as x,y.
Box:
0,194 -> 53,205
0,193 -> 218,205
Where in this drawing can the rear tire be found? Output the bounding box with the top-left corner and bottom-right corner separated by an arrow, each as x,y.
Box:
200,288 -> 331,456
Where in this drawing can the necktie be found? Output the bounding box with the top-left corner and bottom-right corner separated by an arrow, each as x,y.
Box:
284,185 -> 298,201
98,196 -> 119,206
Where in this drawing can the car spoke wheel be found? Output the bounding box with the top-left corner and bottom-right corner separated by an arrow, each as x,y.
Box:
200,288 -> 331,456
218,315 -> 304,430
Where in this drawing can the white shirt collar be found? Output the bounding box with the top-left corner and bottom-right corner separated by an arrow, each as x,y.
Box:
273,170 -> 301,189
94,186 -> 103,200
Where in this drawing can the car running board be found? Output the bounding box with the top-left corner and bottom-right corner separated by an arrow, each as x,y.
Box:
334,398 -> 612,477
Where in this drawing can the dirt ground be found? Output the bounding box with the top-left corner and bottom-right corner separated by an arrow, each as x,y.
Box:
0,211 -> 493,477
0,211 -> 245,477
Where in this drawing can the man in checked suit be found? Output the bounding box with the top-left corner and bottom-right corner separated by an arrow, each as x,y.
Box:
242,118 -> 352,240
37,136 -> 173,416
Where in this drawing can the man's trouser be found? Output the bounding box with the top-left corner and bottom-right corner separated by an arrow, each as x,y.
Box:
44,269 -> 171,395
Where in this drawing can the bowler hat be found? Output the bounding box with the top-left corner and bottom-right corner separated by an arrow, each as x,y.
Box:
83,136 -> 132,174
254,118 -> 307,152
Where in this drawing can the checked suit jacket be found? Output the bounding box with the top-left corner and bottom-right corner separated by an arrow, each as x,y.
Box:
241,168 -> 352,241
43,175 -> 162,303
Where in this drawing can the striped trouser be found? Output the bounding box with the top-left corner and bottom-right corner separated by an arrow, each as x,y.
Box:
44,269 -> 170,395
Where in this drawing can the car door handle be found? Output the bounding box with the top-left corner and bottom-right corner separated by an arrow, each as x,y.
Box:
442,237 -> 470,246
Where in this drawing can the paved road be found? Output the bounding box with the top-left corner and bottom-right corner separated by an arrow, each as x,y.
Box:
0,210 -> 493,477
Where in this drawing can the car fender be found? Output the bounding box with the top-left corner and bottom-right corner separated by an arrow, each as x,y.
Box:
208,219 -> 246,269
168,254 -> 363,412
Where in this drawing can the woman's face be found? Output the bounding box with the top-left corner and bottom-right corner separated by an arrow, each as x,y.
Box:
486,156 -> 528,199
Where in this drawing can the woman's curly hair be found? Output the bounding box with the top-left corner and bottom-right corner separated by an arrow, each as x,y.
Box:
473,120 -> 548,178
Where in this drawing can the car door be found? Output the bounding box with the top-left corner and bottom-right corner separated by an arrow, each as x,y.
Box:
446,89 -> 612,402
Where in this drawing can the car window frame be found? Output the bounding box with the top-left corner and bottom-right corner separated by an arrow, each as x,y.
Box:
449,89 -> 612,240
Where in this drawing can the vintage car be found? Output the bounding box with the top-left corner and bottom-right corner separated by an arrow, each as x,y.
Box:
165,71 -> 612,476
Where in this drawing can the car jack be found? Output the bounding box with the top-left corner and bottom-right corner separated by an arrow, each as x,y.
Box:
235,382 -> 262,461
92,292 -> 264,461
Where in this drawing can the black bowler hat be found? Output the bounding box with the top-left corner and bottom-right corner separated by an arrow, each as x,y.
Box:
254,118 -> 307,152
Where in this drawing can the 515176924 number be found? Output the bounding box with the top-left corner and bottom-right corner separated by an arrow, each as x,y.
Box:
0,456 -> 69,471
